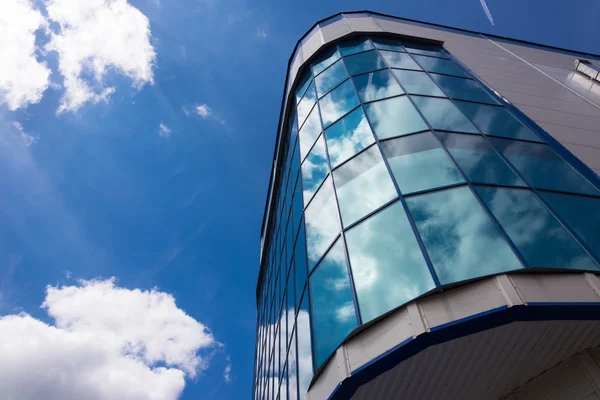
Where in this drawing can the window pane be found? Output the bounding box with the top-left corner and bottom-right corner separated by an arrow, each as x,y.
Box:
364,96 -> 427,139
288,328 -> 298,400
295,70 -> 313,104
333,146 -> 398,227
455,101 -> 541,142
304,177 -> 340,270
319,80 -> 360,128
353,69 -> 403,103
379,50 -> 421,70
314,59 -> 349,97
344,50 -> 386,76
309,239 -> 358,368
312,47 -> 341,76
345,202 -> 435,323
539,191 -> 600,258
371,37 -> 405,52
392,69 -> 445,96
294,224 -> 308,312
407,186 -> 523,284
382,132 -> 464,194
297,82 -> 317,128
297,293 -> 313,399
412,55 -> 468,77
475,186 -> 599,271
491,138 -> 600,196
338,37 -> 374,56
437,132 -> 525,187
402,41 -> 448,58
412,97 -> 478,133
325,107 -> 375,168
430,74 -> 498,104
301,135 -> 329,206
298,106 -> 322,161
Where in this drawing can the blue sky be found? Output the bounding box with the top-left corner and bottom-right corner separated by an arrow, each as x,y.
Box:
0,0 -> 598,399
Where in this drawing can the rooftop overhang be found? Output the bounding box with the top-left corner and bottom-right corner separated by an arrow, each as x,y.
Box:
308,272 -> 600,399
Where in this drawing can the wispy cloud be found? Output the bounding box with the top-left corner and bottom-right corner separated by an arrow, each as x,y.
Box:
185,103 -> 225,125
12,122 -> 39,147
480,0 -> 495,25
196,104 -> 213,118
256,28 -> 267,38
158,123 -> 172,137
223,356 -> 232,383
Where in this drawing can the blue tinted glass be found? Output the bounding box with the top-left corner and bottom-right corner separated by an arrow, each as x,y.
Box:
392,69 -> 445,96
333,145 -> 398,227
297,82 -> 317,128
402,41 -> 448,58
301,135 -> 329,206
539,192 -> 600,258
437,132 -> 525,187
325,107 -> 375,168
319,80 -> 360,128
312,46 -> 341,76
412,55 -> 468,77
371,37 -> 405,52
304,177 -> 340,271
412,97 -> 478,133
297,292 -> 313,397
381,132 -> 464,194
345,202 -> 435,323
431,74 -> 498,104
491,138 -> 600,196
290,138 -> 301,188
407,187 -> 523,284
344,50 -> 386,76
289,112 -> 299,144
294,223 -> 308,311
455,101 -> 541,142
314,59 -> 349,97
292,178 -> 303,237
476,186 -> 599,271
309,239 -> 358,368
298,106 -> 322,161
338,37 -> 374,56
353,69 -> 403,103
379,50 -> 421,70
295,69 -> 313,104
288,329 -> 298,400
364,96 -> 427,139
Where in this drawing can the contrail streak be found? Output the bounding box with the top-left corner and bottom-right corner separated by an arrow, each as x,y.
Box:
480,0 -> 495,25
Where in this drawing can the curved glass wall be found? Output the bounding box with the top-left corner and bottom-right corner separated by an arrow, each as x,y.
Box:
253,35 -> 600,400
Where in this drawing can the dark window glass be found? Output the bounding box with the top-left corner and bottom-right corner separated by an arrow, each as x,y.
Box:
491,138 -> 600,197
294,224 -> 308,312
304,177 -> 340,271
539,192 -> 600,259
319,80 -> 360,128
325,107 -> 375,168
345,202 -> 435,323
314,59 -> 349,97
382,132 -> 464,194
297,82 -> 317,128
344,50 -> 387,76
364,96 -> 427,139
312,46 -> 341,76
297,293 -> 313,398
295,69 -> 313,104
292,178 -> 303,238
290,138 -> 301,192
455,101 -> 541,142
309,239 -> 358,368
379,50 -> 421,70
407,186 -> 523,284
437,132 -> 525,187
402,41 -> 448,58
288,328 -> 298,400
412,97 -> 478,133
371,37 -> 405,52
476,186 -> 599,271
412,55 -> 469,77
338,37 -> 374,56
298,106 -> 322,161
392,69 -> 445,97
301,135 -> 329,206
353,69 -> 403,103
333,145 -> 398,227
430,74 -> 498,104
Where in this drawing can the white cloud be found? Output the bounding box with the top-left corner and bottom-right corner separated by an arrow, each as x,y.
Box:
0,278 -> 218,400
196,104 -> 213,118
158,122 -> 172,137
256,28 -> 267,38
12,122 -> 39,147
44,0 -> 156,113
223,356 -> 232,383
0,0 -> 51,110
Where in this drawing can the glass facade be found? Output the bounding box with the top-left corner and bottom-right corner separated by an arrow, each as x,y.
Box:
254,34 -> 600,400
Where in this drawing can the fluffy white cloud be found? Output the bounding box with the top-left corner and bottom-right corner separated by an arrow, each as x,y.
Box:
44,0 -> 156,113
196,104 -> 212,118
158,122 -> 172,137
0,0 -> 51,110
0,278 -> 218,400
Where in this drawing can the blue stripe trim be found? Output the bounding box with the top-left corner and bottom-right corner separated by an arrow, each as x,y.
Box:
326,303 -> 600,400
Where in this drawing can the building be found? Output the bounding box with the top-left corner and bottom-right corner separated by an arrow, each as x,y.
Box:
253,11 -> 600,400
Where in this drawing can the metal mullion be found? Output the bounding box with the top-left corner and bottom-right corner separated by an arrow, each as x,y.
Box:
360,92 -> 405,105
300,129 -> 327,166
402,182 -> 469,199
409,92 -> 498,108
301,171 -> 331,212
379,47 -> 532,273
298,100 -> 317,133
376,129 -> 433,143
316,75 -> 351,100
348,66 -> 388,79
312,50 -> 364,330
330,141 -> 377,171
341,196 -> 401,232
